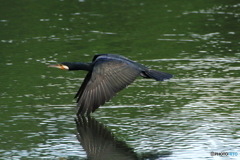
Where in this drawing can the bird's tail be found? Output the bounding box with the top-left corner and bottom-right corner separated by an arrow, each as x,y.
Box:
144,69 -> 173,81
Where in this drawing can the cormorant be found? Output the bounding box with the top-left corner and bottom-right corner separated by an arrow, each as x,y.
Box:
49,54 -> 173,115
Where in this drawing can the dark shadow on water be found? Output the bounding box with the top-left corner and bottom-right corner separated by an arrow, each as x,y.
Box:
74,115 -> 172,160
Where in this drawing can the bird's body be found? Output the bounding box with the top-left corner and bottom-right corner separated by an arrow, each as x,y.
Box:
49,54 -> 173,115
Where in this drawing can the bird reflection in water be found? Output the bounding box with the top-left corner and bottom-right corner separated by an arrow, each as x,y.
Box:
75,116 -> 171,160
49,54 -> 173,115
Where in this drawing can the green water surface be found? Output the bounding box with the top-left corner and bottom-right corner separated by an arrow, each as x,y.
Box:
0,0 -> 240,159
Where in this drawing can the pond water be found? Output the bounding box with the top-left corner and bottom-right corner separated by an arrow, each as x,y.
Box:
0,0 -> 240,160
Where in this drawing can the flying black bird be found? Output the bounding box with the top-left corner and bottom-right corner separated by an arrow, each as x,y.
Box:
49,54 -> 173,115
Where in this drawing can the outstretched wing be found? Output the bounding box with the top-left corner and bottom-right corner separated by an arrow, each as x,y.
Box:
75,56 -> 141,115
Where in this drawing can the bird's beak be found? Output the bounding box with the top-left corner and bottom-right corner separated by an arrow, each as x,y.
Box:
48,64 -> 68,70
48,64 -> 60,69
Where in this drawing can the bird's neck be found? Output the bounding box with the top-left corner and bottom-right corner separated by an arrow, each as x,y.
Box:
71,62 -> 93,71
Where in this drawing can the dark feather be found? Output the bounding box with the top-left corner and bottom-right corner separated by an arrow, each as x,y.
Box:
143,69 -> 173,81
75,56 -> 141,115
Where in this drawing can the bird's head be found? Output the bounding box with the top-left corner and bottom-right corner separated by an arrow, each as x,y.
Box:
48,62 -> 71,70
